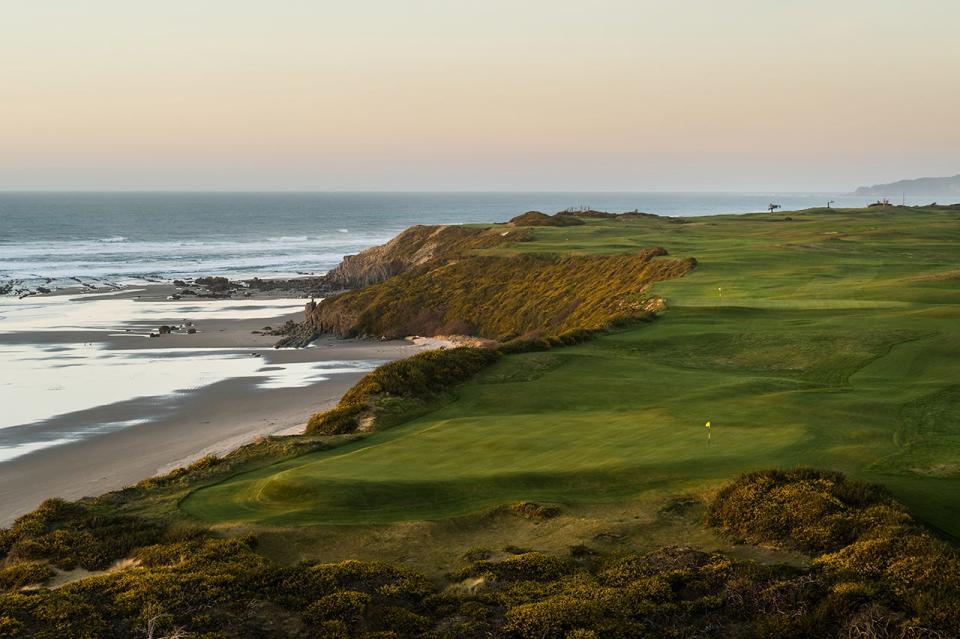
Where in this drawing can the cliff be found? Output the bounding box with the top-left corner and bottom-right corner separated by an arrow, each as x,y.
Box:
318,224 -> 521,289
247,224 -> 531,297
278,244 -> 695,346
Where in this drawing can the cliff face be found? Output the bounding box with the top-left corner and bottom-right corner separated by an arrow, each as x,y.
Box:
318,224 -> 527,290
278,244 -> 695,346
274,223 -> 534,346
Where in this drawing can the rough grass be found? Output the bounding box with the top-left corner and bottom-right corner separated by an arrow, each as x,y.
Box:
305,248 -> 694,340
507,210 -> 585,226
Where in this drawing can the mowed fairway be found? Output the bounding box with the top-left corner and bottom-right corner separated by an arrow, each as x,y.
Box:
182,207 -> 960,534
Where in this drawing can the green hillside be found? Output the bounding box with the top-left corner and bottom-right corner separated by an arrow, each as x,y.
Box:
182,206 -> 960,535
5,205 -> 960,638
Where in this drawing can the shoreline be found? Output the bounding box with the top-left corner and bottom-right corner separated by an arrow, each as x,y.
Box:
0,284 -> 448,525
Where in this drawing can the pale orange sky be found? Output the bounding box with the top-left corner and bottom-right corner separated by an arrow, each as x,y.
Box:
2,1 -> 958,191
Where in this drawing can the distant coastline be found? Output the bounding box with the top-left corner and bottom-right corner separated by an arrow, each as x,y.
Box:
854,174 -> 960,197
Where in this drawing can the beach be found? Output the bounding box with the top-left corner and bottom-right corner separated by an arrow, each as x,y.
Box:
0,285 -> 434,525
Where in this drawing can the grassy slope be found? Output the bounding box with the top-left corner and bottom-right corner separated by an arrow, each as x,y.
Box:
182,207 -> 960,535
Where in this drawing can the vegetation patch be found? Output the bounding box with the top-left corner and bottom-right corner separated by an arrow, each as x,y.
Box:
509,501 -> 561,521
709,468 -> 960,635
0,499 -> 164,572
306,347 -> 501,435
507,211 -> 585,227
3,470 -> 957,638
302,248 -> 694,341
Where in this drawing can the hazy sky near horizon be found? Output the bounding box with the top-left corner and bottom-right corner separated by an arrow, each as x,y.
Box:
2,1 -> 959,191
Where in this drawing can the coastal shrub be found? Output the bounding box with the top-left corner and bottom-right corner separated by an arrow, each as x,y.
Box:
504,595 -> 607,638
507,211 -> 586,227
457,552 -> 573,583
709,468 -> 960,635
2,469 -> 958,637
707,467 -> 896,553
341,347 -> 499,404
510,501 -> 560,521
814,529 -> 960,632
0,500 -> 164,572
306,404 -> 365,435
305,590 -> 372,625
303,249 -> 694,341
305,347 -> 500,435
0,499 -> 84,559
0,561 -> 55,591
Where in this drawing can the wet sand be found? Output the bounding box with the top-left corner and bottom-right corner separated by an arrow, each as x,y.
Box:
0,286 -> 438,525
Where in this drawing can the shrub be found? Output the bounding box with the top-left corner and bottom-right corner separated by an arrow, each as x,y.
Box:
0,561 -> 55,591
707,468 -> 895,553
710,468 -> 960,635
510,501 -> 561,521
507,211 -> 586,227
305,347 -> 500,435
460,552 -> 572,583
2,468 -> 957,637
1,502 -> 164,571
305,249 -> 693,341
305,590 -> 372,625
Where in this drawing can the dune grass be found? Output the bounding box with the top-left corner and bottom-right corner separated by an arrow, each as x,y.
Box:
181,206 -> 960,535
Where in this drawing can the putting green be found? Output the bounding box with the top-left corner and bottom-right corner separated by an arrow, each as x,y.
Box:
181,207 -> 960,534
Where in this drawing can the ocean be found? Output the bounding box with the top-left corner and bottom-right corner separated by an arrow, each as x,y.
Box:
0,191 -> 899,292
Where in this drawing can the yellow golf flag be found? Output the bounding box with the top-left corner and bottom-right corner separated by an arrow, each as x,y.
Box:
705,421 -> 711,429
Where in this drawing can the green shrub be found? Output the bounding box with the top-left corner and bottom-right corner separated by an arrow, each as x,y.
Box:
306,249 -> 693,341
1,468 -> 957,637
710,468 -> 960,635
461,552 -> 572,583
306,405 -> 365,435
305,347 -> 500,435
2,502 -> 164,571
305,590 -> 372,625
510,501 -> 560,521
507,211 -> 586,227
708,468 -> 895,553
0,561 -> 55,591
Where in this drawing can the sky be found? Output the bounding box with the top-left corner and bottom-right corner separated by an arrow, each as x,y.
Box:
2,1 -> 959,192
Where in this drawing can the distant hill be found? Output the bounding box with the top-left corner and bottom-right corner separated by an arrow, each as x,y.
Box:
854,174 -> 960,197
